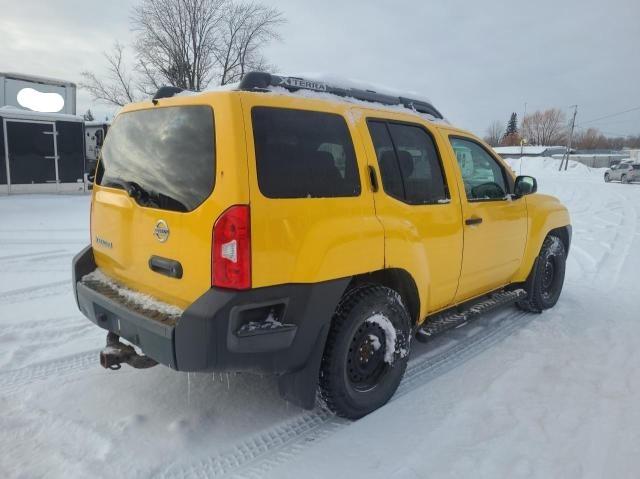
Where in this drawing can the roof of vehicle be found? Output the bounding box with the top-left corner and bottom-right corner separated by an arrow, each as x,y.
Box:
154,72 -> 449,125
0,72 -> 76,87
0,106 -> 84,122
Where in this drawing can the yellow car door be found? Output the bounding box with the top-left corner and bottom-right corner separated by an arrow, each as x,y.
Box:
359,115 -> 464,316
446,135 -> 528,302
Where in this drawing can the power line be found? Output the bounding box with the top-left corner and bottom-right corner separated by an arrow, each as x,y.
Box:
577,106 -> 640,126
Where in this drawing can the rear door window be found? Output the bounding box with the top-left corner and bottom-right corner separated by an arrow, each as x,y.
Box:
252,107 -> 361,198
367,120 -> 448,204
97,106 -> 215,212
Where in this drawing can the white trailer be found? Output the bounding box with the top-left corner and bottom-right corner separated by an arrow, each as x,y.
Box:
0,72 -> 76,115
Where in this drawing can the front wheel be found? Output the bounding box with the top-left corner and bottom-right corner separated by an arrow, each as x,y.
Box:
319,285 -> 411,419
604,173 -> 610,183
518,235 -> 567,312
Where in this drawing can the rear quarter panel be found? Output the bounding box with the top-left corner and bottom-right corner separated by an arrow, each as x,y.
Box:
240,93 -> 385,287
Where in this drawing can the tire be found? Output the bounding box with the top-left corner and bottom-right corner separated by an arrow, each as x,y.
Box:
319,285 -> 411,419
621,174 -> 629,184
604,173 -> 610,183
517,235 -> 567,313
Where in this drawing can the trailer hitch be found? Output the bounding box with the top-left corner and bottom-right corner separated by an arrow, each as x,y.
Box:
100,332 -> 158,370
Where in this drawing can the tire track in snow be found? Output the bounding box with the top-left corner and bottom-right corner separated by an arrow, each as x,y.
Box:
0,249 -> 66,264
0,280 -> 71,305
0,350 -> 99,394
158,309 -> 533,479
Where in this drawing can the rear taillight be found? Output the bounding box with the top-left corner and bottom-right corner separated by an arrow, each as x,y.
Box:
212,205 -> 251,290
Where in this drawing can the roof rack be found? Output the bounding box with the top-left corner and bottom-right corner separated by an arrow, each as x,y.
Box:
238,72 -> 444,119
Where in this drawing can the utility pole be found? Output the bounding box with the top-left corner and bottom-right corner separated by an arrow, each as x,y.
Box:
520,102 -> 527,175
560,105 -> 578,171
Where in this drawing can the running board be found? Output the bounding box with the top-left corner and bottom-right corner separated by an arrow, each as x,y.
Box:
416,289 -> 527,342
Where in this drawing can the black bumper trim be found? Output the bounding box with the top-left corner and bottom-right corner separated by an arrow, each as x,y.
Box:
73,246 -> 350,381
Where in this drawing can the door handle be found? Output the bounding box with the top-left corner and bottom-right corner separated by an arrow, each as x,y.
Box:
465,217 -> 483,226
368,165 -> 379,192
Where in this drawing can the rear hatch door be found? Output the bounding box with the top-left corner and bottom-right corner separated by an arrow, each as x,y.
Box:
91,104 -> 221,308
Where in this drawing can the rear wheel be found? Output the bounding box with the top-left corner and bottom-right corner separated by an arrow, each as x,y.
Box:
604,173 -> 610,183
319,285 -> 411,419
517,235 -> 567,313
622,174 -> 629,184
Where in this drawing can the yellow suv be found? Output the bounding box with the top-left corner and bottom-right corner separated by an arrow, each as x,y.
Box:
73,73 -> 571,419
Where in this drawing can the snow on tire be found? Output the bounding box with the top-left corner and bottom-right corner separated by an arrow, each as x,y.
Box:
319,285 -> 411,419
518,235 -> 567,312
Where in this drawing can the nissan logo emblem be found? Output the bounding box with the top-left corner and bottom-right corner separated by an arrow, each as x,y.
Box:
153,220 -> 170,242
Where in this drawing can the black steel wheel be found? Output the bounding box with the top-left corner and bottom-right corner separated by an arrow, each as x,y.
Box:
518,235 -> 567,312
320,285 -> 411,419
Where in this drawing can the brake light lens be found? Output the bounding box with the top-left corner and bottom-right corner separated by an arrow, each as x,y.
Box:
212,205 -> 251,289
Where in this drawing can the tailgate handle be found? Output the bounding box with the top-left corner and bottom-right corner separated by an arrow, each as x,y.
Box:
149,256 -> 183,279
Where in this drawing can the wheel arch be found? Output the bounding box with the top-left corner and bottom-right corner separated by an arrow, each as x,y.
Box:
548,225 -> 572,255
347,268 -> 421,326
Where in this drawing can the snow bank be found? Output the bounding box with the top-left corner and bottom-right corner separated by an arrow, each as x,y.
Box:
505,156 -> 606,179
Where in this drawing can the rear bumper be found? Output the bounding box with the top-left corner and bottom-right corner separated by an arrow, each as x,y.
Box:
72,246 -> 349,375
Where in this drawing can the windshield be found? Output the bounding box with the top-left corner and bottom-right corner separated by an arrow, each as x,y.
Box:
96,105 -> 215,212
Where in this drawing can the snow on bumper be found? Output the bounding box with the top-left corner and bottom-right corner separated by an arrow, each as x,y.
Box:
72,246 -> 351,377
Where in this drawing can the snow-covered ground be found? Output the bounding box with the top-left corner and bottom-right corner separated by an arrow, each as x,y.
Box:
1,157 -> 640,478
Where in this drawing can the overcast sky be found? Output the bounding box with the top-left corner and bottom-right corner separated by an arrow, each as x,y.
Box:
1,0 -> 639,137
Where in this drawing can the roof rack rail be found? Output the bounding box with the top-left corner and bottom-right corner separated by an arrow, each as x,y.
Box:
238,72 -> 444,119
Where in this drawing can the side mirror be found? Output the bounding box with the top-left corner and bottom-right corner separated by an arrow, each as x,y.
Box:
514,175 -> 537,197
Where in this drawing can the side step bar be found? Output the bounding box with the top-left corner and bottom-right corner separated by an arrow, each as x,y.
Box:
416,289 -> 527,342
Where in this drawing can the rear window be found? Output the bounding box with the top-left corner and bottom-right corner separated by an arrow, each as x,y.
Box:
632,165 -> 640,170
252,107 -> 361,198
367,120 -> 448,204
97,106 -> 215,212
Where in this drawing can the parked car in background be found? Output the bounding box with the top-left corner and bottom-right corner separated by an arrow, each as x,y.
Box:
605,161 -> 640,183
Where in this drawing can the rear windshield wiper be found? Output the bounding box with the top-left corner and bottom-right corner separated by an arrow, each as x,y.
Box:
102,178 -> 159,207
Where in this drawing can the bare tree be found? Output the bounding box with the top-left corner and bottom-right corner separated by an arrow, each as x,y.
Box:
573,128 -> 608,149
215,2 -> 284,85
81,0 -> 284,105
80,43 -> 140,106
521,108 -> 567,146
483,120 -> 504,147
132,0 -> 225,92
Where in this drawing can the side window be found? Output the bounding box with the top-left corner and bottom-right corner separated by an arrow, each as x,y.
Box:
367,121 -> 404,199
252,107 -> 361,198
367,120 -> 448,204
450,137 -> 508,201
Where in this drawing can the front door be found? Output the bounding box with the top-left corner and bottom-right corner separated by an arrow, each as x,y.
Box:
448,136 -> 528,302
4,120 -> 58,193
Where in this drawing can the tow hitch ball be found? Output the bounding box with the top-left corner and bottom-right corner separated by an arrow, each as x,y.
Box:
100,332 -> 158,370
